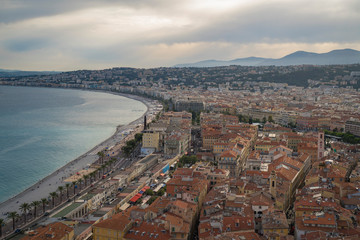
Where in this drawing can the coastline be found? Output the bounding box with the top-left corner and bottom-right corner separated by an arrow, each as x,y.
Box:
0,88 -> 156,216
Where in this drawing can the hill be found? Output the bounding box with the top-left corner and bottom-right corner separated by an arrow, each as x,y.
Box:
174,49 -> 360,67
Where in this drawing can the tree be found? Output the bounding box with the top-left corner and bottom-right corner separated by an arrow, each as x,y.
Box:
90,172 -> 96,183
31,201 -> 41,218
178,155 -> 198,167
135,133 -> 143,142
157,188 -> 165,196
19,202 -> 31,222
97,151 -> 105,164
65,183 -> 71,199
268,115 -> 274,123
78,179 -> 83,191
49,192 -> 58,208
145,189 -> 154,196
83,175 -> 89,187
58,186 -> 64,203
72,181 -> 77,196
0,218 -> 4,237
41,198 -> 48,214
147,196 -> 157,205
7,212 -> 19,230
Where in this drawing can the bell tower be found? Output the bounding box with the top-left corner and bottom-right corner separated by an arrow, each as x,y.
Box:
270,170 -> 277,198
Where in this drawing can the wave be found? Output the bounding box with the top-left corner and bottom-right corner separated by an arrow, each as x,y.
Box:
0,136 -> 42,155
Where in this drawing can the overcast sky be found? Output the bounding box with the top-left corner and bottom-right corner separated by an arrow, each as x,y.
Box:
0,0 -> 359,71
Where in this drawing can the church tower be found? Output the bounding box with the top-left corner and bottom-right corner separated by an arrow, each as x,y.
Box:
270,170 -> 277,198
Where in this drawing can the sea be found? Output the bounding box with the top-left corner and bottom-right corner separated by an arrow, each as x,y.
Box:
0,86 -> 147,203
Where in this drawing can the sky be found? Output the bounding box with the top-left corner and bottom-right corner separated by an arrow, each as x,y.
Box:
0,0 -> 359,71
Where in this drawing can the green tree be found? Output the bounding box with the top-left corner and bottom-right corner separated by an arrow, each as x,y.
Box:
268,115 -> 274,123
97,151 -> 105,164
145,189 -> 154,196
83,175 -> 89,187
135,133 -> 143,142
65,183 -> 71,199
49,192 -> 58,208
7,212 -> 19,230
57,186 -> 64,203
178,155 -> 198,167
41,198 -> 48,214
19,202 -> 31,222
31,200 -> 41,218
157,188 -> 165,196
147,196 -> 157,205
72,181 -> 77,196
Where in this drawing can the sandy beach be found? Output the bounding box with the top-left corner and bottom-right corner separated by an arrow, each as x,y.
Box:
0,90 -> 158,218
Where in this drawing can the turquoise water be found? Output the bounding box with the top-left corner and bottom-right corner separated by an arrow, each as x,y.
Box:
0,86 -> 146,203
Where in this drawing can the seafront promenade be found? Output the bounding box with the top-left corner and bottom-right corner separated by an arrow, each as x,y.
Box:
0,91 -> 157,217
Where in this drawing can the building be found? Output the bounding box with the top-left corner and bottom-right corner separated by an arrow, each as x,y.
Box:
21,222 -> 74,240
141,130 -> 160,155
262,211 -> 289,239
345,120 -> 360,137
92,212 -> 133,240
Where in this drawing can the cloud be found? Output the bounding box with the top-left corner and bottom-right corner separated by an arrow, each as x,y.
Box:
4,38 -> 49,52
0,0 -> 359,70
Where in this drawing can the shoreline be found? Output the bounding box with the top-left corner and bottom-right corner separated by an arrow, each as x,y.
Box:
0,87 -> 156,216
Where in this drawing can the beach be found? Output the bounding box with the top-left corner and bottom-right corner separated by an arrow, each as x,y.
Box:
0,90 -> 158,217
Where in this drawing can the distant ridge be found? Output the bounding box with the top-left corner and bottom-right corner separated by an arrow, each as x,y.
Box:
174,49 -> 360,67
0,69 -> 60,77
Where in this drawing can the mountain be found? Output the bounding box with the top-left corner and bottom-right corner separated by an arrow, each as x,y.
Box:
0,69 -> 60,77
174,49 -> 360,67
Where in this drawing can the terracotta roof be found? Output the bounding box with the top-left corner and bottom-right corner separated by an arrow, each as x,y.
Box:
21,222 -> 73,240
93,212 -> 132,231
124,221 -> 171,240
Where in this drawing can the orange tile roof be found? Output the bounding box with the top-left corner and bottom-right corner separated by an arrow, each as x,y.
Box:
124,221 -> 171,240
21,222 -> 73,240
93,212 -> 132,231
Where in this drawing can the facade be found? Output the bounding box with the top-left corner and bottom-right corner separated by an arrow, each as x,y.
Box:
92,212 -> 133,240
141,130 -> 160,155
175,99 -> 204,112
345,120 -> 360,137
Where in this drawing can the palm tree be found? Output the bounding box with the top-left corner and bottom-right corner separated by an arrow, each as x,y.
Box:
19,202 -> 30,222
31,201 -> 41,218
65,183 -> 71,199
84,175 -> 89,187
97,151 -> 105,164
58,186 -> 64,203
7,212 -> 19,230
90,172 -> 96,183
97,168 -> 101,179
110,157 -> 117,169
41,198 -> 48,214
78,179 -> 83,191
49,192 -> 58,208
72,181 -> 77,196
101,164 -> 106,175
0,218 -> 4,237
